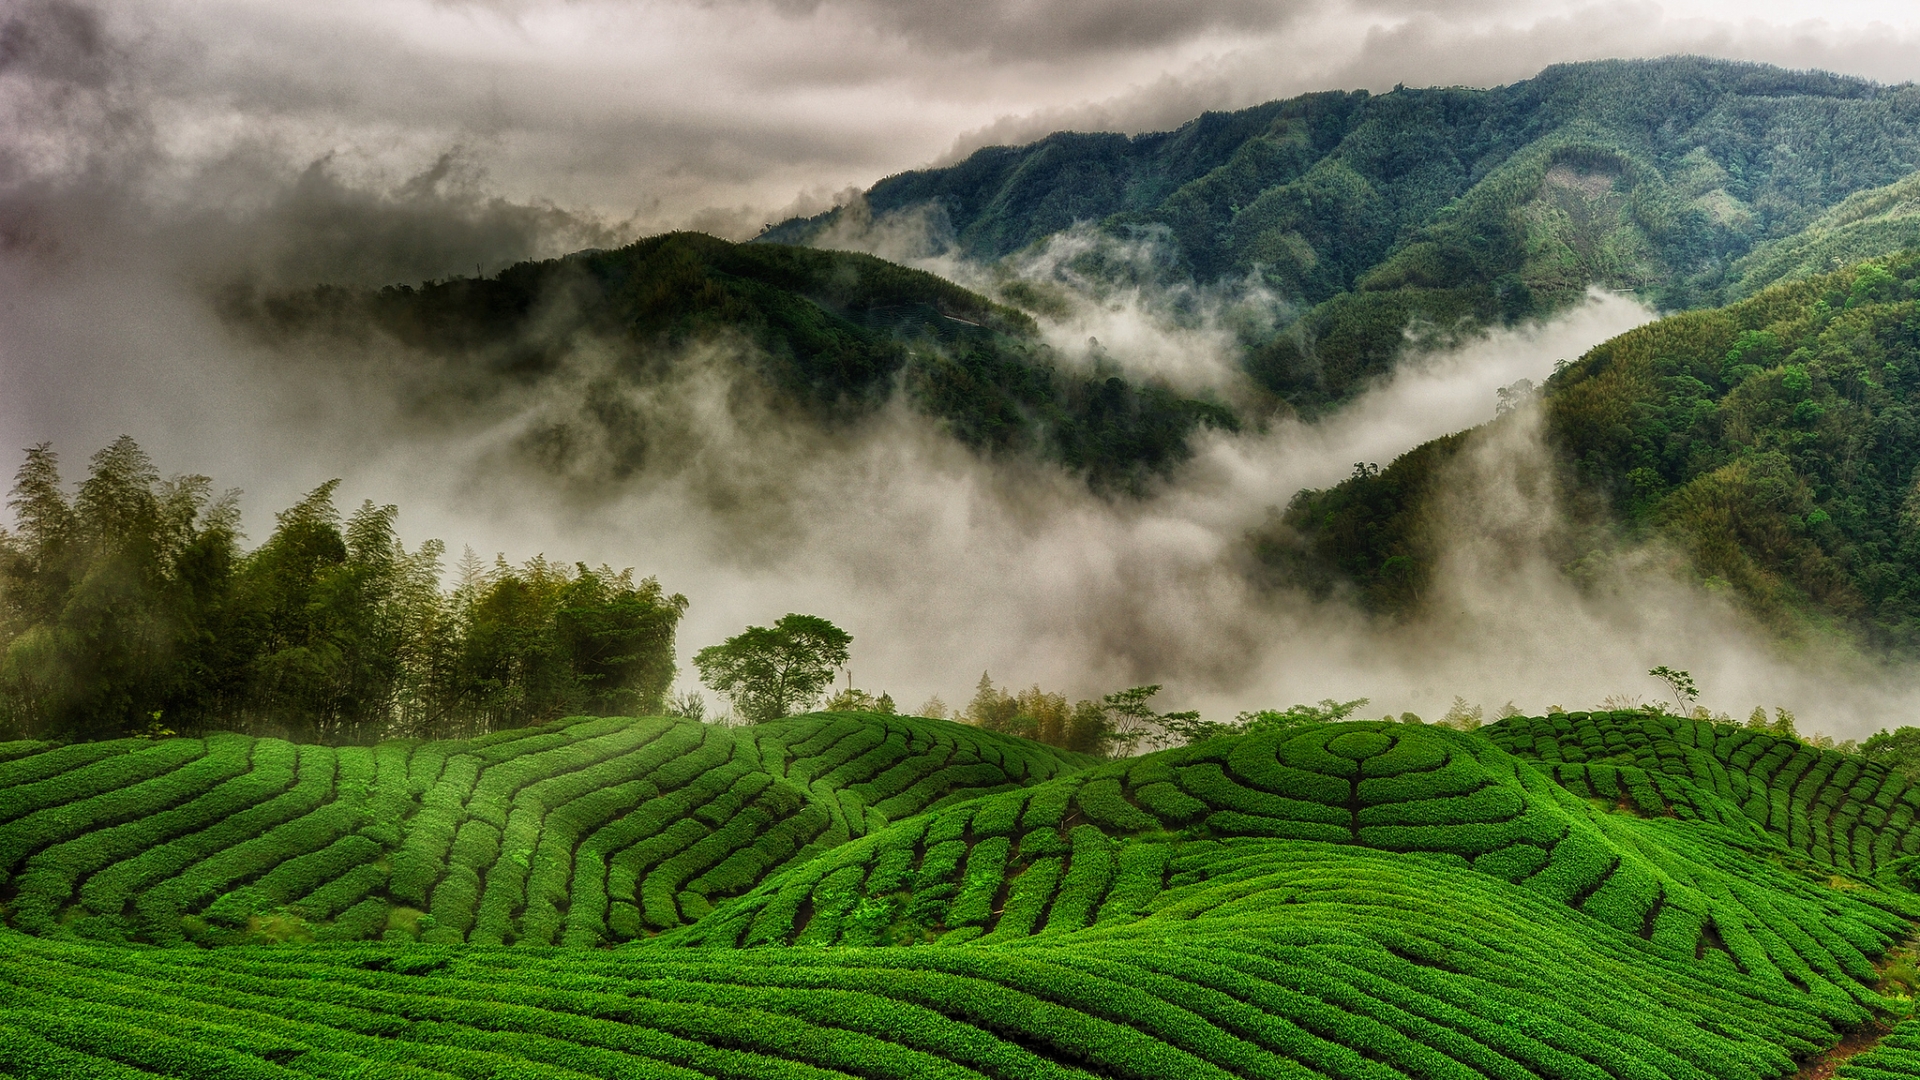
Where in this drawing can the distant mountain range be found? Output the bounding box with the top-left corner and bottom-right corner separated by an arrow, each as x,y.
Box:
769,57 -> 1920,411
230,57 -> 1920,650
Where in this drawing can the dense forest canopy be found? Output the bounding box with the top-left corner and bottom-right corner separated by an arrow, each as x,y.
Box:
225,232 -> 1236,494
769,57 -> 1920,412
0,439 -> 687,744
1262,251 -> 1920,654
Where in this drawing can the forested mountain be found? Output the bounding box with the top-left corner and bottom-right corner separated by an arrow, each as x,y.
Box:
769,57 -> 1920,410
1730,168 -> 1920,295
225,232 -> 1235,492
1262,251 -> 1920,650
225,62 -> 1920,496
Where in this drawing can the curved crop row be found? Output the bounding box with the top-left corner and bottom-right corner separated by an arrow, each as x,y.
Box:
1485,712 -> 1920,878
682,720 -> 1917,1014
3,715 -> 1915,1077
1836,1016 -> 1920,1078
0,712 -> 1086,946
0,838 -> 1896,1080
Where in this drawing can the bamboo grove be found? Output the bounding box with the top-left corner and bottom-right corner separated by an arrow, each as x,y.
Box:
0,439 -> 688,744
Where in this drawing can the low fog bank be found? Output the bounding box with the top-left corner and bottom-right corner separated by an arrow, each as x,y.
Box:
7,160 -> 1920,742
290,288 -> 1920,741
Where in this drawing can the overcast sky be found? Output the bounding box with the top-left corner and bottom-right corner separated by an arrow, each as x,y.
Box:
5,0 -> 1920,245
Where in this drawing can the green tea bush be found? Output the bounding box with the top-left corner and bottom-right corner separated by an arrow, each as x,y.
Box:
1488,711 -> 1920,879
8,708 -> 1920,1076
0,712 -> 1083,946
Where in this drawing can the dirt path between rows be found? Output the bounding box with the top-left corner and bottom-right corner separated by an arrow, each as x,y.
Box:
1794,1020 -> 1894,1079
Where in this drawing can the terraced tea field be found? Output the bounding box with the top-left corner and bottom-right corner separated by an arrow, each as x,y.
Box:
1485,711 -> 1920,877
5,710 -> 1920,1078
0,713 -> 1084,946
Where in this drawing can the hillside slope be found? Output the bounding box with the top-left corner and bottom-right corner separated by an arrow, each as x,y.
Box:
0,712 -> 1087,947
5,710 -> 1920,1077
1261,251 -> 1920,648
223,232 -> 1235,492
1732,170 -> 1920,296
769,58 -> 1920,411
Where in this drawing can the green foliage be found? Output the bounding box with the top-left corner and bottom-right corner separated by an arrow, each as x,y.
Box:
1248,437 -> 1466,613
958,672 -> 1129,755
1834,1015 -> 1920,1078
0,441 -> 688,743
1650,666 -> 1700,712
1546,252 -> 1920,644
694,614 -> 851,724
0,439 -> 240,742
1482,708 -> 1920,880
1865,725 -> 1920,782
227,232 -> 1236,493
1734,169 -> 1920,297
1094,684 -> 1185,755
775,58 -> 1920,415
1163,696 -> 1369,745
1256,251 -> 1920,648
8,709 -> 1920,1075
0,712 -> 1087,946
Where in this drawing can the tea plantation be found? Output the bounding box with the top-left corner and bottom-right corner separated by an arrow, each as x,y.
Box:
0,713 -> 1085,947
6,710 -> 1920,1078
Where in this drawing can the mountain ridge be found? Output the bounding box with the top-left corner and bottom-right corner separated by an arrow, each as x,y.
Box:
766,56 -> 1920,412
1260,249 -> 1920,653
222,231 -> 1237,493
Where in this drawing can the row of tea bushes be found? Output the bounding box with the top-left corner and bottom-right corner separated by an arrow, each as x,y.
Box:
0,836 -> 1894,1080
0,712 -> 1087,945
677,720 -> 1917,1016
1486,712 -> 1920,877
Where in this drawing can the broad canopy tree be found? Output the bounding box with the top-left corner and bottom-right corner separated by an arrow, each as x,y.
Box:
694,614 -> 851,724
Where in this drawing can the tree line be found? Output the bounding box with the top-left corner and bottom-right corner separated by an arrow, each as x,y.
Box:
0,438 -> 687,744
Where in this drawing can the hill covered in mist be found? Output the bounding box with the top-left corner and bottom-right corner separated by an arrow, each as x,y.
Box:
1263,251 -> 1920,653
224,232 -> 1234,493
226,58 -> 1920,505
768,56 -> 1920,413
205,56 -> 1920,689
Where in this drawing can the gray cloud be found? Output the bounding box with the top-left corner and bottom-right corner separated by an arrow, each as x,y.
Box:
930,5 -> 1920,168
754,0 -> 1303,61
0,0 -> 110,87
9,0 -> 1917,243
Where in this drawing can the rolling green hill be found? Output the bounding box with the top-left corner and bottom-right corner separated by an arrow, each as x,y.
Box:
6,709 -> 1920,1077
223,232 -> 1235,492
768,57 -> 1920,412
0,712 -> 1085,947
1261,250 -> 1920,648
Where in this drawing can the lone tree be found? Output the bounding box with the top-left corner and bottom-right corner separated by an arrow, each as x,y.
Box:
1649,666 -> 1698,715
694,614 -> 851,723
